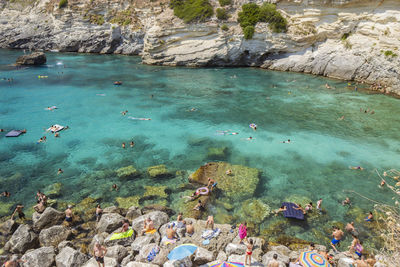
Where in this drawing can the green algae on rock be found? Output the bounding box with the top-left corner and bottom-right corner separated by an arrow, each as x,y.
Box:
142,185 -> 168,199
44,183 -> 63,198
116,165 -> 140,179
238,199 -> 271,224
189,162 -> 260,199
147,165 -> 171,178
0,202 -> 14,217
74,197 -> 98,222
115,196 -> 140,209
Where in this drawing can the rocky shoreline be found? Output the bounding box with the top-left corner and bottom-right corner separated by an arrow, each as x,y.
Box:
0,0 -> 399,96
0,205 -> 387,267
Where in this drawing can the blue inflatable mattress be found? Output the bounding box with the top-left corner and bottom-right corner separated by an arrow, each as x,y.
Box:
5,130 -> 23,137
282,202 -> 305,220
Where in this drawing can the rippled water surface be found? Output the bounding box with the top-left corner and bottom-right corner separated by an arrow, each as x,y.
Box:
1,49 -> 399,250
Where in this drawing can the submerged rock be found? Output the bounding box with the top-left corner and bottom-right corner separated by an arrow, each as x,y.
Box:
116,196 -> 140,209
142,185 -> 168,199
238,199 -> 271,224
16,52 -> 46,65
189,162 -> 260,199
147,164 -> 171,178
207,147 -> 228,160
4,224 -> 39,254
0,201 -> 14,217
116,165 -> 140,179
44,182 -> 63,198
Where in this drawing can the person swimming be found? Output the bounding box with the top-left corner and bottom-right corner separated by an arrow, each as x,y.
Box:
121,110 -> 128,116
130,141 -> 135,148
350,166 -> 364,170
249,123 -> 257,131
282,139 -> 291,143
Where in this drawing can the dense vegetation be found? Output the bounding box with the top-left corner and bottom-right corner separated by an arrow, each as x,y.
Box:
59,0 -> 67,8
170,0 -> 213,23
238,3 -> 287,39
216,8 -> 229,20
221,24 -> 229,31
218,0 -> 232,6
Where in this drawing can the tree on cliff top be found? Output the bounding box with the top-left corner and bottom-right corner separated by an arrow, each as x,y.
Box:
170,0 -> 213,23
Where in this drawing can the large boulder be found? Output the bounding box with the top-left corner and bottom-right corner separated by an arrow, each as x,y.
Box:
105,245 -> 129,263
21,246 -> 55,267
39,225 -> 71,247
0,219 -> 19,236
103,206 -> 125,215
188,162 -> 260,200
135,244 -> 168,265
131,211 -> 169,233
55,246 -> 89,267
83,257 -> 118,267
193,247 -> 215,265
4,224 -> 39,254
225,243 -> 246,256
131,235 -> 160,252
126,206 -> 142,221
33,207 -> 65,231
16,52 -> 46,65
96,213 -> 124,233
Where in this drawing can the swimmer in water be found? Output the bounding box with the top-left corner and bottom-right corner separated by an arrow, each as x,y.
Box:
121,110 -> 128,116
338,115 -> 345,120
246,136 -> 254,141
350,166 -> 364,170
58,168 -> 63,174
282,139 -> 291,143
54,132 -> 60,137
380,180 -> 386,187
112,184 -> 118,191
189,108 -> 197,112
130,141 -> 135,148
122,143 -> 126,149
325,83 -> 331,89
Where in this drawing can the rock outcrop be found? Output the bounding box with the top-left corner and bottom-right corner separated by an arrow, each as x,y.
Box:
21,246 -> 56,267
39,225 -> 71,247
15,52 -> 46,65
32,207 -> 65,231
96,213 -> 124,233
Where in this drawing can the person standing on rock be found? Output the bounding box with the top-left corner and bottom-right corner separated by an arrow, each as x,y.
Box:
205,215 -> 214,230
244,238 -> 253,266
93,242 -> 107,267
96,204 -> 103,222
239,222 -> 247,244
65,205 -> 73,223
11,204 -> 25,221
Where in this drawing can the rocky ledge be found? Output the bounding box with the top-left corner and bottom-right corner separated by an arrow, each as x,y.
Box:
0,206 -> 387,266
15,52 -> 46,65
0,0 -> 399,96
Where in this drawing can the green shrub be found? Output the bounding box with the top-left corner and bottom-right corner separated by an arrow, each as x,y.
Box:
59,0 -> 67,8
216,8 -> 229,20
238,3 -> 286,38
170,0 -> 213,23
110,9 -> 133,26
221,24 -> 229,31
384,50 -> 398,57
218,0 -> 232,6
243,25 -> 255,40
341,32 -> 350,40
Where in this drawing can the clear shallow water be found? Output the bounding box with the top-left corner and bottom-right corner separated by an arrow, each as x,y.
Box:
1,49 -> 399,249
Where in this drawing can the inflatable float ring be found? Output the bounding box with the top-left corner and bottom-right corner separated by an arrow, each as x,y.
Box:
196,187 -> 209,195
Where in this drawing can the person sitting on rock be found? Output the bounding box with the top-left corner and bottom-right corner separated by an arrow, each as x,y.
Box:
141,217 -> 155,235
193,200 -> 205,211
120,219 -> 130,233
186,221 -> 194,237
1,191 -> 10,197
33,200 -> 46,213
166,224 -> 178,241
268,253 -> 279,267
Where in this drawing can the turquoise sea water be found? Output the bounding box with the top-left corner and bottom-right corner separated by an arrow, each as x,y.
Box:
1,49 -> 399,249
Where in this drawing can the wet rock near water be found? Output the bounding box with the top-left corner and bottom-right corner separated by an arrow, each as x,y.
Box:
15,52 -> 46,65
147,164 -> 172,179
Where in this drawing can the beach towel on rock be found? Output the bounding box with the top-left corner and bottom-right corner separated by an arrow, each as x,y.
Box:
110,228 -> 134,241
147,245 -> 160,262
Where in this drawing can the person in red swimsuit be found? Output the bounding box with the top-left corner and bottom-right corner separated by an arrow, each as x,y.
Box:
245,238 -> 253,266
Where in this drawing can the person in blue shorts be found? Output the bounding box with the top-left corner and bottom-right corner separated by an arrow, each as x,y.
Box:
331,226 -> 344,252
365,211 -> 373,222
